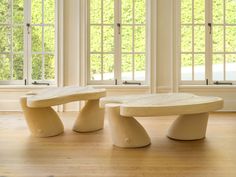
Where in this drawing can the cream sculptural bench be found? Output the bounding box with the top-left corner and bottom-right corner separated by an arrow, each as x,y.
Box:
20,86 -> 106,137
100,93 -> 223,148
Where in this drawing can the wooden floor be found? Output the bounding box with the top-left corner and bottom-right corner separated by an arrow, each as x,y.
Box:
0,112 -> 236,177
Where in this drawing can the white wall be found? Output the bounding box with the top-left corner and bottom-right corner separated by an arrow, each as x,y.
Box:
156,0 -> 174,93
63,0 -> 80,111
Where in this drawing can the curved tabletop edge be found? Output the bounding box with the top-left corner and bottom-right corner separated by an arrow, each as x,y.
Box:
27,87 -> 106,108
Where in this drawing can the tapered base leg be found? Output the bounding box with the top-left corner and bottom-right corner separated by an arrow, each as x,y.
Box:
20,96 -> 64,138
167,113 -> 209,140
106,105 -> 151,148
73,100 -> 104,132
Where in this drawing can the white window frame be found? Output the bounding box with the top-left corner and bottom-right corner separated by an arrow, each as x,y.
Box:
86,0 -> 150,85
0,0 -> 59,86
176,0 -> 236,86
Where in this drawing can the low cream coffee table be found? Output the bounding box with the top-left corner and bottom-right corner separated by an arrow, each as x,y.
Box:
100,93 -> 223,148
20,86 -> 106,137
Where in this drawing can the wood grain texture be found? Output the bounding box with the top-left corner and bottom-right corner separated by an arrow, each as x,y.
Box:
0,112 -> 236,177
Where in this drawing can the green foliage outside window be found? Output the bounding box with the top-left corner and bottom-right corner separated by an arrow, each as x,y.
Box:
181,0 -> 236,67
0,0 -> 55,82
90,0 -> 146,78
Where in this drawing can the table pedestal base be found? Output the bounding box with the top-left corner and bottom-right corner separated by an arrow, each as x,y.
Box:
167,113 -> 209,140
106,105 -> 151,148
20,96 -> 64,138
73,100 -> 104,132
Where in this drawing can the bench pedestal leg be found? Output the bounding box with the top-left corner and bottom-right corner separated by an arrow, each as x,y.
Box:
20,96 -> 64,138
73,100 -> 104,132
106,105 -> 151,148
167,113 -> 209,140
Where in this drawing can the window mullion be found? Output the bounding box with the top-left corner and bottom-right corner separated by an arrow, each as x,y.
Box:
10,0 -> 13,80
192,0 -> 194,81
42,0 -> 45,81
28,0 -> 32,85
223,0 -> 226,81
101,0 -> 104,81
23,0 -> 31,85
54,0 -> 58,85
115,0 -> 121,84
205,0 -> 212,84
132,0 -> 135,81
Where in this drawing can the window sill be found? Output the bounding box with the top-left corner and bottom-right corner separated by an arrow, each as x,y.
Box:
0,85 -> 57,90
89,85 -> 150,90
179,85 -> 236,90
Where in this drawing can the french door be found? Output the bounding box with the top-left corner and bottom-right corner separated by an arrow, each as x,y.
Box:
179,0 -> 236,85
0,0 -> 56,85
88,0 -> 147,85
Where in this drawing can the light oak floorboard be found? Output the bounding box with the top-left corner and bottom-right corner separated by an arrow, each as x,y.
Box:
0,112 -> 236,177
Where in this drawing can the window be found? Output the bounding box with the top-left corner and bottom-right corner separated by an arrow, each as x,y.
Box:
178,0 -> 236,85
88,0 -> 147,85
0,0 -> 57,85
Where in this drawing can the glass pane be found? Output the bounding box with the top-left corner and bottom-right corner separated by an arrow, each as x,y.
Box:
0,54 -> 11,80
90,25 -> 101,52
90,0 -> 101,24
134,54 -> 145,80
226,54 -> 236,80
90,54 -> 101,80
122,54 -> 133,80
194,25 -> 205,52
194,54 -> 205,80
0,26 -> 11,52
13,54 -> 23,80
134,26 -> 145,52
13,0 -> 24,23
13,26 -> 24,52
181,25 -> 192,52
32,0 -> 42,24
122,26 -> 132,52
134,0 -> 145,24
103,0 -> 114,24
181,54 -> 192,80
0,0 -> 11,23
226,0 -> 236,24
181,0 -> 192,24
213,54 -> 224,81
44,26 -> 55,52
44,0 -> 55,24
213,0 -> 223,24
122,0 -> 133,24
45,54 -> 55,80
103,26 -> 114,52
32,54 -> 42,80
213,26 -> 224,52
194,0 -> 205,24
32,26 -> 42,52
225,26 -> 236,52
103,54 -> 114,80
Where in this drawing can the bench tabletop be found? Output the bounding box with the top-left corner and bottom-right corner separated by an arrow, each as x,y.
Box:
100,93 -> 223,117
27,86 -> 106,108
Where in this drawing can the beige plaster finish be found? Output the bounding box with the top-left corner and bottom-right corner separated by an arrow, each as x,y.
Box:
20,86 -> 106,137
100,93 -> 223,148
105,104 -> 151,148
20,95 -> 64,138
